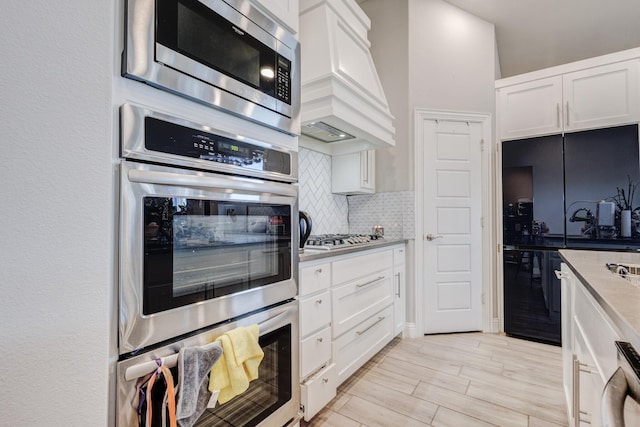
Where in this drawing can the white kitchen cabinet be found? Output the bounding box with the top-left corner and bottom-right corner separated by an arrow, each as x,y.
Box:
331,269 -> 393,338
332,305 -> 394,385
573,321 -> 602,426
497,57 -> 640,140
298,243 -> 405,419
563,59 -> 640,132
298,260 -> 334,420
393,246 -> 406,337
300,363 -> 337,421
249,0 -> 299,34
561,262 -> 622,426
497,76 -> 563,140
331,150 -> 375,195
558,263 -> 575,424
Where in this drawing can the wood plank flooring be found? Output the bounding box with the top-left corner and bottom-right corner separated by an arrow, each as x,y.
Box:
301,333 -> 568,427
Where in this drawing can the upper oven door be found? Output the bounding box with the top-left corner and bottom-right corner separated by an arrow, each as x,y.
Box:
123,0 -> 300,135
119,161 -> 299,354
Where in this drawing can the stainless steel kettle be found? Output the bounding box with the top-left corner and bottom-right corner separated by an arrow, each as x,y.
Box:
299,211 -> 312,250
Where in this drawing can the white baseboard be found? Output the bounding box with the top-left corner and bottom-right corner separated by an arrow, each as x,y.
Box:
490,317 -> 500,334
404,322 -> 418,338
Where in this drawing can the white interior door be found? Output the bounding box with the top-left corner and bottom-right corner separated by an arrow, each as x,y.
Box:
422,118 -> 483,333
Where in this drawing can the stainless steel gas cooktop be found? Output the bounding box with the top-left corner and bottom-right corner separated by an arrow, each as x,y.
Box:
304,234 -> 383,250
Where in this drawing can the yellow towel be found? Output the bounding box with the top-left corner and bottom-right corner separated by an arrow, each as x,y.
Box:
208,324 -> 264,404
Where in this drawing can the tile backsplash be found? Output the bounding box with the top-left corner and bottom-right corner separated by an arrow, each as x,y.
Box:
298,147 -> 415,239
298,148 -> 349,234
348,191 -> 415,240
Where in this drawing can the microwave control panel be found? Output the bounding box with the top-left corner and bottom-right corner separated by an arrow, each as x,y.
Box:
144,116 -> 291,175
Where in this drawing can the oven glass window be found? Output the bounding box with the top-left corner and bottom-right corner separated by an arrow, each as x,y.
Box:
157,0 -> 276,96
143,197 -> 292,315
195,324 -> 292,427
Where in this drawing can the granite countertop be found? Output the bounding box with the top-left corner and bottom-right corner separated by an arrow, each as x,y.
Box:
299,238 -> 407,262
560,249 -> 640,350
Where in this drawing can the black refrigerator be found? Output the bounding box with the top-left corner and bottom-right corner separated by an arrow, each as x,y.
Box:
502,124 -> 640,345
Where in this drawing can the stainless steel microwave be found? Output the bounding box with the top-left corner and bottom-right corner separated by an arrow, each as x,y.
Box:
123,0 -> 300,135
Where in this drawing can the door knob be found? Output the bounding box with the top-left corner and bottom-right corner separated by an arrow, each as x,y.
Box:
425,234 -> 443,241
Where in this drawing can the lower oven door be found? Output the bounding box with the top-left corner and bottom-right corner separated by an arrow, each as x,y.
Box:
117,299 -> 300,427
119,161 -> 299,354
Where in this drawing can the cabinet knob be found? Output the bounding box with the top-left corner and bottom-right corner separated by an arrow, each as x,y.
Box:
317,337 -> 323,343
323,378 -> 329,383
315,268 -> 322,274
316,299 -> 322,304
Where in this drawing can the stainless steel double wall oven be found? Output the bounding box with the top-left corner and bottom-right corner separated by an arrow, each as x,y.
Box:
116,104 -> 300,426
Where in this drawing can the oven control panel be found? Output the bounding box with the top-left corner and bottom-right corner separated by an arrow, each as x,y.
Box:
143,116 -> 291,175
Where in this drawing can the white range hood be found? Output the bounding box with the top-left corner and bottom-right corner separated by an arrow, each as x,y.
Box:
299,0 -> 395,155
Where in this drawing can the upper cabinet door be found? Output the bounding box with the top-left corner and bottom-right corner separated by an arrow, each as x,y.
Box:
562,59 -> 640,133
250,0 -> 299,34
497,77 -> 563,140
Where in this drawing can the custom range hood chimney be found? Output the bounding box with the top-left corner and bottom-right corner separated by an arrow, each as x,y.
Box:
299,0 -> 395,155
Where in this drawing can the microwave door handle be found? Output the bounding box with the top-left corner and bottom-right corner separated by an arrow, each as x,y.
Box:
601,367 -> 628,426
127,168 -> 298,197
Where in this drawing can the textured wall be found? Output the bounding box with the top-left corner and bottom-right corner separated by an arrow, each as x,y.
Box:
0,1 -> 114,425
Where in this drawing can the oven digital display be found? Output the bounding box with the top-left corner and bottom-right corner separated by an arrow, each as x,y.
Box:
143,116 -> 291,175
218,141 -> 251,158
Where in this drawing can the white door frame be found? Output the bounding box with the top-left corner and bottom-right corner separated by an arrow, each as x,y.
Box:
414,109 -> 495,336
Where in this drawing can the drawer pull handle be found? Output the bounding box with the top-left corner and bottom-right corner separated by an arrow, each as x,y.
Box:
323,378 -> 329,383
316,299 -> 322,304
315,268 -> 323,274
356,276 -> 385,288
356,316 -> 386,335
317,337 -> 323,343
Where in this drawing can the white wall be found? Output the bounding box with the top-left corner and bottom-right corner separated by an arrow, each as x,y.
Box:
0,1 -> 114,425
408,0 -> 496,115
359,0 -> 496,331
359,0 -> 410,193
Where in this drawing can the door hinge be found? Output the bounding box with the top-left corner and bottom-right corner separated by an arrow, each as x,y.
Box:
480,216 -> 485,228
480,138 -> 485,151
497,243 -> 501,253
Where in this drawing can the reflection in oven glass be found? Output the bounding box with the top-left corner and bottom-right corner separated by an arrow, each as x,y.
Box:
143,197 -> 292,315
195,325 -> 292,427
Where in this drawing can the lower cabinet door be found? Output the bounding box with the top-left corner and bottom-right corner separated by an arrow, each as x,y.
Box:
332,305 -> 394,385
300,327 -> 332,379
301,363 -> 337,421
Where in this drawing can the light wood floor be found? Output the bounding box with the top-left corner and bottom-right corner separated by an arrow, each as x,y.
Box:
302,332 -> 568,427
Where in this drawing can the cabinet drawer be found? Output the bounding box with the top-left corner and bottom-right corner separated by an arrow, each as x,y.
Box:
300,262 -> 330,296
332,305 -> 393,385
300,327 -> 332,379
332,270 -> 393,338
574,282 -> 620,381
301,363 -> 337,422
332,250 -> 392,285
300,290 -> 331,336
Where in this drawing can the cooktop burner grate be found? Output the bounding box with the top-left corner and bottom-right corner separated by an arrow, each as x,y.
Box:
304,234 -> 383,250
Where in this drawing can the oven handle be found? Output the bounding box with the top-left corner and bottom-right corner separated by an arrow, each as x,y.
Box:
127,167 -> 298,197
258,309 -> 291,335
601,367 -> 628,426
124,307 -> 293,381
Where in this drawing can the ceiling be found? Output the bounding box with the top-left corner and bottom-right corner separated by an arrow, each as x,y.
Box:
441,0 -> 640,78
